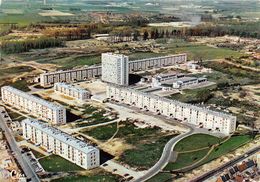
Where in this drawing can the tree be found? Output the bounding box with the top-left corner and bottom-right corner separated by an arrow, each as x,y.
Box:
143,30 -> 149,40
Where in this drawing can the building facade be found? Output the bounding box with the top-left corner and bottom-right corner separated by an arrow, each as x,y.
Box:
40,54 -> 187,87
106,84 -> 236,135
102,53 -> 129,86
40,66 -> 102,87
128,54 -> 187,72
54,83 -> 91,101
22,119 -> 99,169
1,86 -> 66,124
172,77 -> 208,89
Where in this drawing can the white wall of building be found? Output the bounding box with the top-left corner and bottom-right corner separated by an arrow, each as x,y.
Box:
107,84 -> 236,135
1,86 -> 66,124
54,83 -> 90,101
22,119 -> 99,169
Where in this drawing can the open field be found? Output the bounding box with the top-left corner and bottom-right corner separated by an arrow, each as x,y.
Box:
174,134 -> 221,152
165,134 -> 253,171
82,121 -> 177,169
51,174 -> 120,182
39,155 -> 83,172
82,123 -> 117,141
147,172 -> 173,182
169,85 -> 217,104
165,148 -> 210,170
201,135 -> 253,164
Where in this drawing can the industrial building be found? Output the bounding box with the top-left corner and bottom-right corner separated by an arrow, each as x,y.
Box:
106,84 -> 236,135
54,83 -> 91,101
101,53 -> 129,86
1,86 -> 66,124
22,119 -> 99,169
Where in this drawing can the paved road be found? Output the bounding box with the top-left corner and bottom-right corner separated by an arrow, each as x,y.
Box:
190,146 -> 260,182
133,127 -> 195,182
0,107 -> 40,182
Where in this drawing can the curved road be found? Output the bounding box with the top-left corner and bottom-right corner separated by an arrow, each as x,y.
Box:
133,126 -> 195,182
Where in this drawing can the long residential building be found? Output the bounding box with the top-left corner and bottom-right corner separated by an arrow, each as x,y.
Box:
22,119 -> 99,169
106,84 -> 236,135
40,54 -> 187,87
128,53 -> 187,72
54,83 -> 91,101
40,66 -> 102,87
1,86 -> 66,124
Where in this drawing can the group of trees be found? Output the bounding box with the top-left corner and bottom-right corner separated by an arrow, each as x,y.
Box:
184,22 -> 260,39
42,23 -> 102,41
142,29 -> 184,40
1,37 -> 63,54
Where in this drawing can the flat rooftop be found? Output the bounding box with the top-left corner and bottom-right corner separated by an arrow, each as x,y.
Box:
23,118 -> 97,154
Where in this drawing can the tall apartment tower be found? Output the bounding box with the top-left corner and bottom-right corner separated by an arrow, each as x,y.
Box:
101,53 -> 129,86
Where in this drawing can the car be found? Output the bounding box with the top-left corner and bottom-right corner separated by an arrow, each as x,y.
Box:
102,163 -> 108,167
112,169 -> 117,172
124,173 -> 129,177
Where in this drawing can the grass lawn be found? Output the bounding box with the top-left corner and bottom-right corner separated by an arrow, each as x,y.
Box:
201,135 -> 253,163
128,52 -> 167,61
53,55 -> 101,69
163,39 -> 243,60
76,110 -> 115,127
165,148 -> 209,170
165,135 -> 253,171
82,123 -> 117,141
0,66 -> 34,76
10,80 -> 31,92
82,121 -> 176,169
51,174 -> 120,182
169,85 -> 217,104
174,134 -> 221,152
121,135 -> 175,169
147,172 -> 173,182
39,155 -> 83,172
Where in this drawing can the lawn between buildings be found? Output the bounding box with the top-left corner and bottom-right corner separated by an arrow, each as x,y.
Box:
81,121 -> 178,169
39,155 -> 83,172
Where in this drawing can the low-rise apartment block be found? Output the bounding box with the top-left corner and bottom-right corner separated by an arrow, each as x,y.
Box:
107,84 -> 236,135
54,83 -> 91,101
1,86 -> 66,124
22,119 -> 99,169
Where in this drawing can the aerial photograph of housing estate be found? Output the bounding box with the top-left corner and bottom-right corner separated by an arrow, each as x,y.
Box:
0,0 -> 259,182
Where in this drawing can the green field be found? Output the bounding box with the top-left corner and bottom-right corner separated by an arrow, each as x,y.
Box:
82,123 -> 117,141
163,39 -> 243,60
165,149 -> 209,170
10,80 -> 30,92
39,155 -> 83,172
0,66 -> 34,76
169,85 -> 217,104
147,172 -> 173,182
174,134 -> 221,152
201,135 -> 253,163
165,134 -> 253,171
51,174 -> 120,182
82,121 -> 176,169
76,110 -> 115,128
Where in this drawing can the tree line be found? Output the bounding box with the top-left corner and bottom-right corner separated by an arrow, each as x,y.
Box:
1,37 -> 63,54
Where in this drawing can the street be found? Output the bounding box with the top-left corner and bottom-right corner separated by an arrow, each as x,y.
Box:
0,107 -> 40,182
